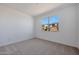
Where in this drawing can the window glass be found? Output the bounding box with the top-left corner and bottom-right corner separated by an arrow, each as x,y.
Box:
40,16 -> 59,32
49,16 -> 59,24
41,17 -> 49,31
41,17 -> 48,24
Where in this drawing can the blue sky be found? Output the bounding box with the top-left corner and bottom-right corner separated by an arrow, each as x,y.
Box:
41,17 -> 48,24
49,16 -> 59,24
41,16 -> 59,24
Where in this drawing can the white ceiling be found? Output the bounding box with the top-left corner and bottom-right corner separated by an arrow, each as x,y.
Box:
0,3 -> 64,16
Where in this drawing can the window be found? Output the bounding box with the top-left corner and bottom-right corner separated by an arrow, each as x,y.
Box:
49,23 -> 59,32
49,16 -> 59,24
41,16 -> 59,32
41,17 -> 49,31
49,16 -> 59,32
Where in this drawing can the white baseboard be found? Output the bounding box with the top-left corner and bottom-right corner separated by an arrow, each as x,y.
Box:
35,37 -> 78,49
0,37 -> 34,47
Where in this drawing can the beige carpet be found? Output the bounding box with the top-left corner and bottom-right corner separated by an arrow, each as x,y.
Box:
0,38 -> 79,55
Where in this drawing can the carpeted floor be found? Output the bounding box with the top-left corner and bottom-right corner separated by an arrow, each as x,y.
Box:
0,38 -> 79,55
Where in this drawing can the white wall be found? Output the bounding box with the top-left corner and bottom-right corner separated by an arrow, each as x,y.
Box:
0,6 -> 34,46
34,4 -> 78,47
77,4 -> 79,48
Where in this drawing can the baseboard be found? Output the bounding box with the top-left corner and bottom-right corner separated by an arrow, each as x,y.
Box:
0,37 -> 34,47
35,37 -> 79,50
